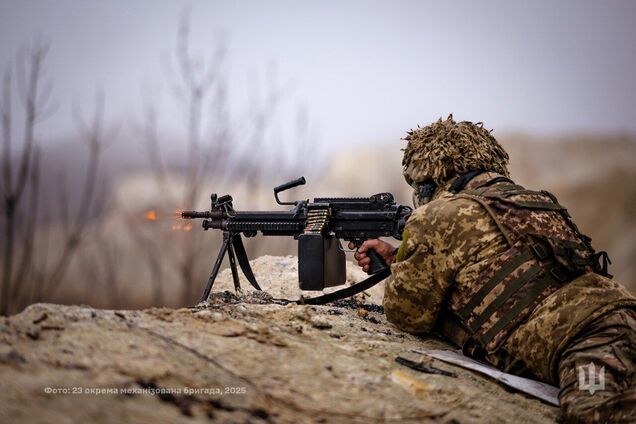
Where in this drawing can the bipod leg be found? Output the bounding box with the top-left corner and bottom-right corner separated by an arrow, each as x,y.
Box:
200,232 -> 231,303
232,234 -> 262,291
227,237 -> 242,294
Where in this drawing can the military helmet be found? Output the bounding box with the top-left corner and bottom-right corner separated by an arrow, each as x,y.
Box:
402,115 -> 510,187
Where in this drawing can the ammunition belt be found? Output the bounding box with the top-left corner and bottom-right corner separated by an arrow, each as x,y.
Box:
304,208 -> 329,234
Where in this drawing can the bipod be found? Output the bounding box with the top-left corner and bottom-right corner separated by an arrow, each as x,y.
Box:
200,231 -> 262,302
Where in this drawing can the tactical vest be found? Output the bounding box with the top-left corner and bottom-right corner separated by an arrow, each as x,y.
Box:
439,174 -> 611,360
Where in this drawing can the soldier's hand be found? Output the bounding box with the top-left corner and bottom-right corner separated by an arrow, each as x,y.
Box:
348,239 -> 397,273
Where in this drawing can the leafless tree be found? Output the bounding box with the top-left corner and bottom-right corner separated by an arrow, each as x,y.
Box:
38,93 -> 110,299
0,39 -> 108,315
0,40 -> 51,315
131,12 -> 230,306
130,12 -> 320,307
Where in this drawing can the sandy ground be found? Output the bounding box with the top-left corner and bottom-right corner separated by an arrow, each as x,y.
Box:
0,256 -> 559,423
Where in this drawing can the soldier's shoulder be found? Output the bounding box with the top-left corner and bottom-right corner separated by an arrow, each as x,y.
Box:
409,194 -> 485,225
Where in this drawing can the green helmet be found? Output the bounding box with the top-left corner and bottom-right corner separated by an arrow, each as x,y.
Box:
402,115 -> 510,187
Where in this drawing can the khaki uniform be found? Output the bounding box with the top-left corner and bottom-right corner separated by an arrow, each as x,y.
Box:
385,172 -> 636,422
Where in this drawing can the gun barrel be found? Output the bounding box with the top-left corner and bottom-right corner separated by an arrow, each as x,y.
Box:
181,210 -> 211,219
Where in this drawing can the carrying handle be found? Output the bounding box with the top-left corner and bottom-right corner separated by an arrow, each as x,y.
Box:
274,176 -> 306,205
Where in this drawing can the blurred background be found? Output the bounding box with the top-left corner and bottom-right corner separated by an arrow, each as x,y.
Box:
0,0 -> 634,315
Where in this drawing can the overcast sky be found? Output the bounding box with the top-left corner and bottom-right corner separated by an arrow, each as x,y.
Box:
1,0 -> 635,148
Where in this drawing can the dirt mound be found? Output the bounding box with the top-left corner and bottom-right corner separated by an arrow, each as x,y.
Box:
0,256 -> 558,423
213,255 -> 384,305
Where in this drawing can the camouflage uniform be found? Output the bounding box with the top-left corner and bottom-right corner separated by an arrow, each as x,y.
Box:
558,309 -> 636,422
385,116 -> 636,423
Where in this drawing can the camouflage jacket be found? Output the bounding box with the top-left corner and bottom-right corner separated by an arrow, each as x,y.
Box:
384,172 -> 636,384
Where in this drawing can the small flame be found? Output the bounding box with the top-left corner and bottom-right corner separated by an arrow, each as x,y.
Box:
172,224 -> 181,231
144,210 -> 157,221
183,223 -> 193,232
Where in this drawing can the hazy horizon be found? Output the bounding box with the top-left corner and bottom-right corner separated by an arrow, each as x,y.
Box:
1,0 -> 635,148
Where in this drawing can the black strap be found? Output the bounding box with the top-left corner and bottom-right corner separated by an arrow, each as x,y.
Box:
593,251 -> 612,276
295,268 -> 391,305
457,177 -> 515,198
508,200 -> 567,210
231,234 -> 262,291
474,176 -> 514,189
449,170 -> 486,193
500,189 -> 548,197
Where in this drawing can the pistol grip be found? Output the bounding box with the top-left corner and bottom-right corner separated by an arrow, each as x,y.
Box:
367,248 -> 389,275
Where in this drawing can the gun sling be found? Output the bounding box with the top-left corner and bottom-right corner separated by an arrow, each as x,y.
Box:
295,267 -> 391,305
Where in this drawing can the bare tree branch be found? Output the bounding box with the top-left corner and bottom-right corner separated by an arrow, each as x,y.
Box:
0,40 -> 50,315
29,196 -> 51,305
10,146 -> 40,302
1,68 -> 13,197
15,42 -> 48,203
127,11 -> 314,308
41,92 -> 106,299
135,92 -> 178,205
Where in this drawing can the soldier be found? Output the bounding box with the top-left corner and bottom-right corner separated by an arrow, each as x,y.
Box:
351,116 -> 636,423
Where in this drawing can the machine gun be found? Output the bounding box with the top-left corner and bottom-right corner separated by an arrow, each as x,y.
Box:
181,177 -> 412,304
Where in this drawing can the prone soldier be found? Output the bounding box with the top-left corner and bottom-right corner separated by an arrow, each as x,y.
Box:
351,116 -> 636,423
